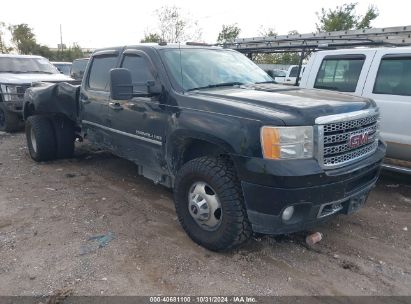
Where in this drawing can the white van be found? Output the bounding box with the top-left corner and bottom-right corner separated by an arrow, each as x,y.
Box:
283,65 -> 306,85
299,47 -> 411,171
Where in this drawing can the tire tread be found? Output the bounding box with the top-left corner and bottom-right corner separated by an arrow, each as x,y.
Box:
25,115 -> 57,162
174,156 -> 252,251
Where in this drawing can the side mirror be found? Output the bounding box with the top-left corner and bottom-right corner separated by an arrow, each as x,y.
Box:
110,68 -> 133,100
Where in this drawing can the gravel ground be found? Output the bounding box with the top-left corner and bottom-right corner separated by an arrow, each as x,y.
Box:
0,132 -> 410,296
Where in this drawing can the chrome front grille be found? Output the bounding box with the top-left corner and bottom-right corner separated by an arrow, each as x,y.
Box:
323,115 -> 379,133
324,124 -> 377,145
316,109 -> 379,169
17,85 -> 30,98
323,141 -> 379,167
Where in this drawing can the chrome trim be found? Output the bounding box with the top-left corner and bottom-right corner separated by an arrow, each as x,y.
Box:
315,108 -> 379,125
316,182 -> 374,219
382,163 -> 411,175
317,202 -> 343,219
82,120 -> 162,146
314,125 -> 324,167
322,141 -> 378,169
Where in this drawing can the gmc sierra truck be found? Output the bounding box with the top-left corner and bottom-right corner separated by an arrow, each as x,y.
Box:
23,43 -> 386,251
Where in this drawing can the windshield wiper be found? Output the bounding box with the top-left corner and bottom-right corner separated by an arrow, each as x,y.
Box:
186,82 -> 245,92
0,70 -> 24,73
254,81 -> 277,84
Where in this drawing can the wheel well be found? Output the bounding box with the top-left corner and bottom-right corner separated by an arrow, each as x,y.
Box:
175,138 -> 229,171
23,102 -> 35,120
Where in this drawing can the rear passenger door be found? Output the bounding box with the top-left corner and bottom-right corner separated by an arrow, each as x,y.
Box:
81,50 -> 119,148
362,50 -> 411,160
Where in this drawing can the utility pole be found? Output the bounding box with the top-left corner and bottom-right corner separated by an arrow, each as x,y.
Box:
60,24 -> 63,60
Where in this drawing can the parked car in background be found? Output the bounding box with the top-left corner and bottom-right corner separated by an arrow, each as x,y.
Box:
299,47 -> 411,173
266,69 -> 286,83
0,54 -> 72,132
70,58 -> 89,81
52,62 -> 72,76
283,64 -> 306,85
23,44 -> 385,251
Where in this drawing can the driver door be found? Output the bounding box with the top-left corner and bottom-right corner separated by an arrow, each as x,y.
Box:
107,49 -> 166,172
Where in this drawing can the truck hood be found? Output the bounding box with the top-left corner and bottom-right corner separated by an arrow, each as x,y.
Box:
0,73 -> 73,85
190,84 -> 376,125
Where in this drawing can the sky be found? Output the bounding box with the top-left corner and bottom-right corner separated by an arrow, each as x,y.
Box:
1,0 -> 410,49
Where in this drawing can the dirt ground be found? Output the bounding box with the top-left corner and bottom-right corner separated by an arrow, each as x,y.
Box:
0,132 -> 410,296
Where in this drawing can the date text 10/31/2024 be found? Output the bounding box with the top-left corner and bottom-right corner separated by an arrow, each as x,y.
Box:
149,296 -> 257,303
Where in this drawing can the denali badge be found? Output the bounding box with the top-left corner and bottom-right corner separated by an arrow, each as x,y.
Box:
348,132 -> 369,148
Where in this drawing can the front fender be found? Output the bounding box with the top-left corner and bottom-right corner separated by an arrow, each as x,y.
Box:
23,82 -> 80,122
165,107 -> 265,174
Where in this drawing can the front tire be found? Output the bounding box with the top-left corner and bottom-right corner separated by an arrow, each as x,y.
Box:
0,103 -> 21,132
174,156 -> 252,251
26,115 -> 57,162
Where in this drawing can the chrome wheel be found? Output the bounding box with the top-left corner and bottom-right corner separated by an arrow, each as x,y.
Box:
188,182 -> 222,231
30,127 -> 38,153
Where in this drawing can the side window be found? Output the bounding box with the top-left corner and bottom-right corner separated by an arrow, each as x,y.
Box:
88,55 -> 117,91
373,56 -> 411,96
289,66 -> 299,77
314,55 -> 365,92
121,54 -> 155,93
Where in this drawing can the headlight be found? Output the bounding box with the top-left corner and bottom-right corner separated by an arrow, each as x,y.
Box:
261,126 -> 313,160
0,84 -> 25,102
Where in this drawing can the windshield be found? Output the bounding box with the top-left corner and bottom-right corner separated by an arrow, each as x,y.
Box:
54,63 -> 71,75
161,48 -> 272,91
72,59 -> 88,71
0,57 -> 59,74
272,70 -> 286,77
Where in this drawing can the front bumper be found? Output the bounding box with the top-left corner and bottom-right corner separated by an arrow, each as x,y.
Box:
232,141 -> 386,234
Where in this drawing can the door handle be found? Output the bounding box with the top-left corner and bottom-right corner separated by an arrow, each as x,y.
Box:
109,102 -> 123,111
81,94 -> 90,104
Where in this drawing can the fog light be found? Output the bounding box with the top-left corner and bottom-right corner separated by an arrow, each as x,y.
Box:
282,206 -> 294,221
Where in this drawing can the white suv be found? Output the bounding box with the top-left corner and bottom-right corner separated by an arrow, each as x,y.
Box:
0,54 -> 72,132
299,47 -> 411,171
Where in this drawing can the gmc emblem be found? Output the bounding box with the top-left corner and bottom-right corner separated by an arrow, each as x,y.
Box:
348,132 -> 369,148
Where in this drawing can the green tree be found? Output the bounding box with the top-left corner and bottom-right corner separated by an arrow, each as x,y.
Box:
69,43 -> 84,60
253,29 -> 301,65
141,32 -> 162,43
0,22 -> 12,53
9,24 -> 38,54
34,44 -> 53,59
50,43 -> 84,62
356,6 -> 379,29
252,27 -> 277,64
316,2 -> 379,32
154,6 -> 202,43
217,24 -> 241,44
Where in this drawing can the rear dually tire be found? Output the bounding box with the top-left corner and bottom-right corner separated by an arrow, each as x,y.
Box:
26,115 -> 57,162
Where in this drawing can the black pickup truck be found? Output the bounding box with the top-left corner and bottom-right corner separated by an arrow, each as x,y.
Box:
23,44 -> 386,251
